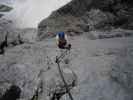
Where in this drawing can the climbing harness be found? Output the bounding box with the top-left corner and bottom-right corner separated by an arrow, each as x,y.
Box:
55,48 -> 74,100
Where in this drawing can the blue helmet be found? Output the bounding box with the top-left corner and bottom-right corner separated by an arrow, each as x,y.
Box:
58,32 -> 65,38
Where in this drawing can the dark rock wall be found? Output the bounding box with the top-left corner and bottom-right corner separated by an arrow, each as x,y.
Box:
38,0 -> 133,40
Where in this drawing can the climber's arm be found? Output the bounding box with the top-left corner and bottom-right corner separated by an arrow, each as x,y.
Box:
56,35 -> 59,45
65,34 -> 68,43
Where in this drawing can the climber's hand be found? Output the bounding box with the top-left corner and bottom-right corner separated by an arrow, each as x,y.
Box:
66,44 -> 71,50
55,56 -> 59,63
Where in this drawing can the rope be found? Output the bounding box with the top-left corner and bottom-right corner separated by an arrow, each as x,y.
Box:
55,49 -> 74,100
55,50 -> 68,63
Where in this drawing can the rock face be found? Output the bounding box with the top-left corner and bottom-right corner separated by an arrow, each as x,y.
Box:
0,25 -> 23,54
1,1 -> 133,100
0,5 -> 35,51
111,47 -> 133,93
38,0 -> 133,40
87,29 -> 133,40
1,34 -> 133,100
0,18 -> 37,54
20,28 -> 37,43
0,43 -> 77,100
0,44 -> 48,100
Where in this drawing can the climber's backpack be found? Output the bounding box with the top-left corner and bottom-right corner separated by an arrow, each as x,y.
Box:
59,38 -> 67,45
58,32 -> 67,47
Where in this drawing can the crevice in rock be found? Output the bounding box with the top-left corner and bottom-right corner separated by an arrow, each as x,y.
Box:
0,32 -> 8,55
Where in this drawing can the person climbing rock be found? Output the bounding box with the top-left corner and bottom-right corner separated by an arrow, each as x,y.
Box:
56,32 -> 71,50
55,31 -> 71,64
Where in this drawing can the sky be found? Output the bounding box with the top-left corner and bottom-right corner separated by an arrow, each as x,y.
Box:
0,0 -> 71,28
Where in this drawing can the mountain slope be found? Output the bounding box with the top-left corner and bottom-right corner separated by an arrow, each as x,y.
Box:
38,0 -> 133,40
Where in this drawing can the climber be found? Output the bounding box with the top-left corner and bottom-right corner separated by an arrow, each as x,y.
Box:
56,32 -> 71,50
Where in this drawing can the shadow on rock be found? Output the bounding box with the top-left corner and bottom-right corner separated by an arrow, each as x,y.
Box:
0,85 -> 21,100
